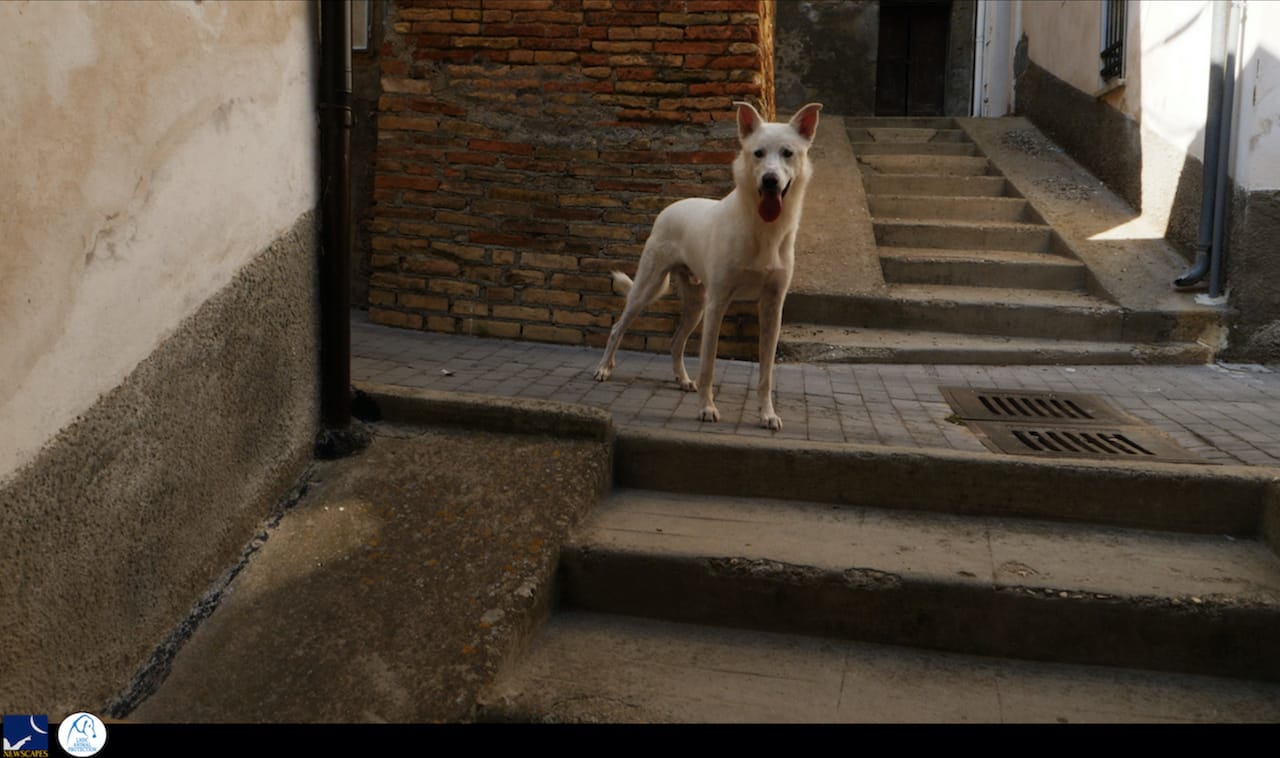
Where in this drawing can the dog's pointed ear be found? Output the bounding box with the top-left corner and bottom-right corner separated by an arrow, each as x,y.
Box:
735,101 -> 764,141
789,103 -> 822,143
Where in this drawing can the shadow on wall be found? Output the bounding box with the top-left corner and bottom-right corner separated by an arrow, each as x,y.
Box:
775,0 -> 880,116
1165,44 -> 1280,363
775,0 -> 975,118
1016,18 -> 1280,362
1012,25 -> 1144,218
1219,46 -> 1280,360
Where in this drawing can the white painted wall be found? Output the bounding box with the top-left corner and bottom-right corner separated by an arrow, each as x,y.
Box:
1021,0 -> 1106,96
976,0 -> 1014,116
1234,0 -> 1280,191
0,1 -> 318,482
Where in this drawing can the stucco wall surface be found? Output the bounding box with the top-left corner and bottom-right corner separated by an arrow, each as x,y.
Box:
0,214 -> 320,718
1234,0 -> 1280,192
0,1 -> 318,482
0,1 -> 321,715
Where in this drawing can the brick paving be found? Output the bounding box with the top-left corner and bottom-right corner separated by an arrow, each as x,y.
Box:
353,313 -> 1280,467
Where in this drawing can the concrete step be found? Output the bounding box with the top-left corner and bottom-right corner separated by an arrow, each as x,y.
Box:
611,428 -> 1267,535
874,219 -> 1054,253
548,488 -> 1280,681
859,154 -> 993,176
862,173 -> 1010,197
845,117 -> 958,130
478,610 -> 1280,723
784,285 -> 1134,342
851,126 -> 971,144
777,324 -> 1213,365
877,248 -> 1087,290
481,430 -> 1280,723
868,194 -> 1035,223
851,141 -> 979,156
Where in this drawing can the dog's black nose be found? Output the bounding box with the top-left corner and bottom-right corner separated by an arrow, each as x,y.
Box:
761,174 -> 780,192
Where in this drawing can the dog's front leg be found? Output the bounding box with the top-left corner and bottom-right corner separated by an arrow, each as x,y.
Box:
757,281 -> 787,431
696,292 -> 732,422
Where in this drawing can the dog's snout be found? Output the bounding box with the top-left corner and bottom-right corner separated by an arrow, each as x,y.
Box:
761,173 -> 780,192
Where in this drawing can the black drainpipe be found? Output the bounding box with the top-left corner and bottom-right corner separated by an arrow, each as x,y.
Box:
1175,0 -> 1237,297
316,0 -> 366,457
1208,0 -> 1240,298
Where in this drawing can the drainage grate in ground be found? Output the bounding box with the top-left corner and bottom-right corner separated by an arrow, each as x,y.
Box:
940,387 -> 1205,464
939,387 -> 1139,425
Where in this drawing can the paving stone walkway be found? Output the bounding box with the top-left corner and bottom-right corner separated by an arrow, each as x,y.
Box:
352,313 -> 1280,467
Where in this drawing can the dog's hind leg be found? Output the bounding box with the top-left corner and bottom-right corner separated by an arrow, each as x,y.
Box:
669,268 -> 705,392
593,260 -> 671,382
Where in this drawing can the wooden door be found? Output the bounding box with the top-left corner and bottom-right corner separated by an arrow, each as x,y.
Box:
875,2 -> 951,116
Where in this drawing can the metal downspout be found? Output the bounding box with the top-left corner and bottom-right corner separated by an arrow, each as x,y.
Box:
317,0 -> 365,456
1208,0 -> 1241,298
1174,0 -> 1228,288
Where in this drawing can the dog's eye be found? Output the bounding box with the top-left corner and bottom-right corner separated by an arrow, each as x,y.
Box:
782,148 -> 794,159
753,148 -> 765,159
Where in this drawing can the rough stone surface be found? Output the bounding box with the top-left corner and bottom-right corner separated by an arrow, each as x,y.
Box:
131,423 -> 611,723
0,213 -> 320,717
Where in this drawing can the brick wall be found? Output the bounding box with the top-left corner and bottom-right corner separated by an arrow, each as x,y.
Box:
366,0 -> 774,358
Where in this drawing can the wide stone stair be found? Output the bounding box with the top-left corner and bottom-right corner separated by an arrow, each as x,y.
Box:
477,430 -> 1280,723
779,117 -> 1221,365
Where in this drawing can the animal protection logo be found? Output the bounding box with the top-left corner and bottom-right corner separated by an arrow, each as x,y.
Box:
2,715 -> 50,757
56,713 -> 106,757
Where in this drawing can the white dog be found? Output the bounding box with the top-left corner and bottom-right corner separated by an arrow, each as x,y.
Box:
592,101 -> 822,431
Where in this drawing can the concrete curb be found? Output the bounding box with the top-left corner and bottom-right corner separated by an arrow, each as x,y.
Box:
354,383 -> 1280,554
614,426 -> 1279,537
354,382 -> 614,442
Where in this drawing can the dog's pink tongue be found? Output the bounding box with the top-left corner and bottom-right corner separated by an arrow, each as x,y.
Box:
758,193 -> 782,222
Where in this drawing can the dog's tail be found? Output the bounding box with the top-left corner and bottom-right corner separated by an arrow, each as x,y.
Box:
611,271 -> 634,295
611,271 -> 671,300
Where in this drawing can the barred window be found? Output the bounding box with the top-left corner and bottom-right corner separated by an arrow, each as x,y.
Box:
1100,0 -> 1127,80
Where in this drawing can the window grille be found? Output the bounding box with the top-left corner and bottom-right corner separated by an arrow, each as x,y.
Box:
1100,0 -> 1126,80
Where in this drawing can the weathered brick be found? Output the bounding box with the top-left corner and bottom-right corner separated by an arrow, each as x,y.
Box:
426,315 -> 456,332
471,320 -> 523,338
368,289 -> 397,307
550,272 -> 615,291
402,256 -> 461,276
429,279 -> 481,296
524,289 -> 582,307
523,324 -> 584,345
369,308 -> 424,329
451,300 -> 489,316
371,272 -> 428,290
369,0 -> 770,357
381,76 -> 434,94
553,309 -> 612,327
520,252 -> 578,269
493,305 -> 551,321
569,224 -> 635,241
379,115 -> 440,132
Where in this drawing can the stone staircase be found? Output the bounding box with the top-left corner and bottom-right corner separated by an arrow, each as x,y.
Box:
477,430 -> 1280,723
779,117 -> 1220,365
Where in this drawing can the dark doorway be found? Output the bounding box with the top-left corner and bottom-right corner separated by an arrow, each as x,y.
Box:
875,1 -> 952,116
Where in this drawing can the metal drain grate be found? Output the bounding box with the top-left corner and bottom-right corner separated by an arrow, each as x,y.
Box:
939,387 -> 1139,425
941,387 -> 1205,464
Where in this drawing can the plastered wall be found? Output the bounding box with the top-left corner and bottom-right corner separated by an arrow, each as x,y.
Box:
0,0 -> 318,483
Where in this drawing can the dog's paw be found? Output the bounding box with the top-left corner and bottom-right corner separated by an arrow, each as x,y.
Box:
761,414 -> 783,431
593,366 -> 611,382
699,406 -> 721,423
678,378 -> 698,392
